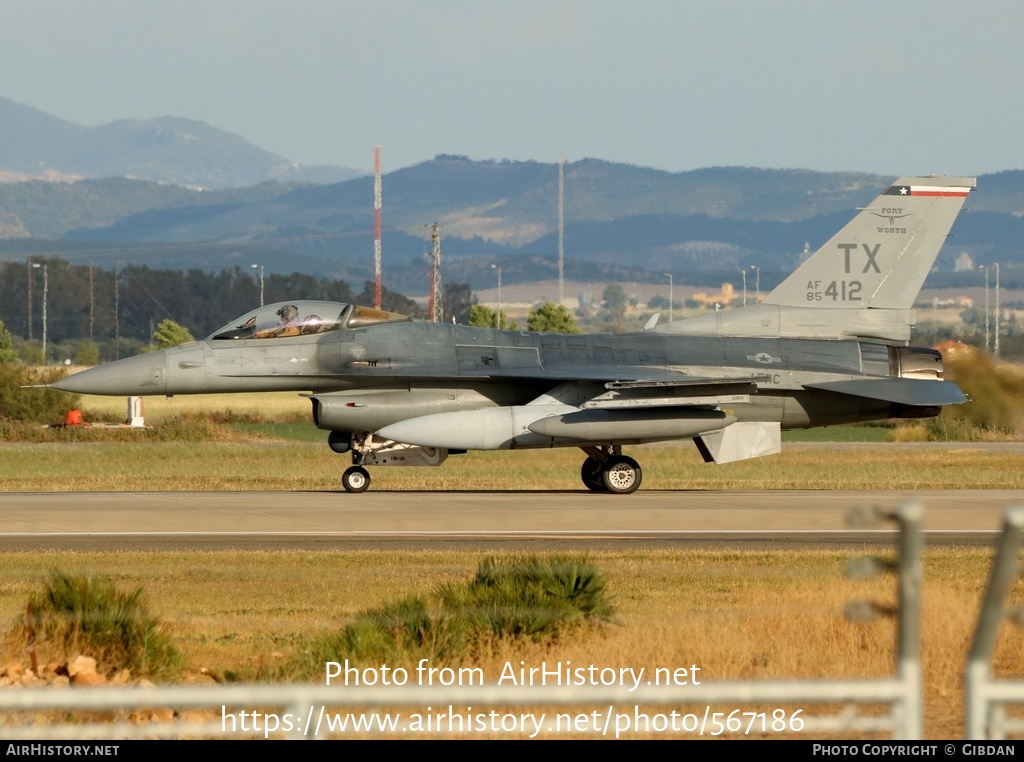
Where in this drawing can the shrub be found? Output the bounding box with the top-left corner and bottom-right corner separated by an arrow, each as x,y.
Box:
306,596 -> 467,669
29,572 -> 179,678
0,320 -> 16,364
436,556 -> 615,637
75,343 -> 101,366
0,365 -> 79,424
291,556 -> 614,678
936,350 -> 1024,436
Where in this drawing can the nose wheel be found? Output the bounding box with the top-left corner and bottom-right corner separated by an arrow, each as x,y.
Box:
342,465 -> 371,493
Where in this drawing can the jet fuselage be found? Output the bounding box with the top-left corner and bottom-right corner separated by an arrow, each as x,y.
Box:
54,316 -> 942,436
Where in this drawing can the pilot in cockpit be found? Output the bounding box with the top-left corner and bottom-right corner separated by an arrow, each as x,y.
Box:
254,304 -> 301,338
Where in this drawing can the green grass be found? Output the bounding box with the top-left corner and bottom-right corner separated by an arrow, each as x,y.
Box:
781,424 -> 893,442
228,422 -> 325,442
2,439 -> 1024,491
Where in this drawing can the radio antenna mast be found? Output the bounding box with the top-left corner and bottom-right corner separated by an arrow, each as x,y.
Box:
558,149 -> 565,305
373,145 -> 383,309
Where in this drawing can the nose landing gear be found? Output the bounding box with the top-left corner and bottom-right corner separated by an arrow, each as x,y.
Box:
342,465 -> 370,493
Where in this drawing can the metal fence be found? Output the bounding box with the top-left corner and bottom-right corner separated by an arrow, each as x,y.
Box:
966,507 -> 1024,740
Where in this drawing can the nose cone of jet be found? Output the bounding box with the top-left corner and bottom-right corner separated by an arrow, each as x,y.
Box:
49,352 -> 169,396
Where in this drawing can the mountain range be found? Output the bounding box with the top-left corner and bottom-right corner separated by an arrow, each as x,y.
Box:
0,95 -> 362,189
2,96 -> 1024,294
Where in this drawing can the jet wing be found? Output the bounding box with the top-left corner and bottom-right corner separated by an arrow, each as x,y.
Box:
582,375 -> 767,409
483,367 -> 769,409
452,342 -> 764,387
473,363 -> 769,385
456,365 -> 684,384
804,378 -> 967,406
603,375 -> 770,390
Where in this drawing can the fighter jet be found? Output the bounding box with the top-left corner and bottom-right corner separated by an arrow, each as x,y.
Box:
51,175 -> 975,493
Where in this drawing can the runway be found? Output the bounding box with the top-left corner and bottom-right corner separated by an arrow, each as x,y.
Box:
0,489 -> 1019,550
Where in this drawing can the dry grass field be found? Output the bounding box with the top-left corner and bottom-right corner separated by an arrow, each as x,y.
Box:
73,390 -> 311,424
0,548 -> 1021,738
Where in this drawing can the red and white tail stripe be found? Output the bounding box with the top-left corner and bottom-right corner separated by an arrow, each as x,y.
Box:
884,184 -> 971,197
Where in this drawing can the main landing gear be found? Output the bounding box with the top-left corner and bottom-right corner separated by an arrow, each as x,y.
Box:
579,446 -> 642,494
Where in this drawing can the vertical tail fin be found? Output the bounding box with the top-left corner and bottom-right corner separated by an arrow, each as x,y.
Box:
664,175 -> 976,340
764,175 -> 975,310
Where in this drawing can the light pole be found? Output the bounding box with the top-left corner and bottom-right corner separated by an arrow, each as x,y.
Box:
741,269 -> 747,307
982,265 -> 990,353
251,263 -> 264,307
26,259 -> 33,343
750,265 -> 760,303
490,263 -> 502,328
32,262 -> 47,364
664,273 -> 673,323
991,262 -> 999,360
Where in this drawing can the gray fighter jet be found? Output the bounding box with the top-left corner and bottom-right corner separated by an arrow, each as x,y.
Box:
51,175 -> 975,493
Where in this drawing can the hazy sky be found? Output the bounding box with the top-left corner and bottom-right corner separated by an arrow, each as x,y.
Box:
2,1 -> 1021,177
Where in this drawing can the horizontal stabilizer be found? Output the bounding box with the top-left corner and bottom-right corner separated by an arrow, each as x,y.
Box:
805,378 -> 967,406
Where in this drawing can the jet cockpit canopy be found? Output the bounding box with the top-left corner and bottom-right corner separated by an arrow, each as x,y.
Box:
208,301 -> 411,341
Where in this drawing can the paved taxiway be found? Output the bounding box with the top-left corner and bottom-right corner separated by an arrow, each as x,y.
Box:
0,490 -> 1018,550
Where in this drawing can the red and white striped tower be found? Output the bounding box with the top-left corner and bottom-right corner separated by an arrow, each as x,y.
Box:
373,145 -> 383,309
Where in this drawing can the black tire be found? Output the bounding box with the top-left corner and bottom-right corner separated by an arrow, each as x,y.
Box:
342,465 -> 371,493
580,457 -> 606,492
600,455 -> 642,494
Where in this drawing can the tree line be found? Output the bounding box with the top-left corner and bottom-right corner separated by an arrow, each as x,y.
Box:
0,257 -> 584,365
0,258 -> 427,363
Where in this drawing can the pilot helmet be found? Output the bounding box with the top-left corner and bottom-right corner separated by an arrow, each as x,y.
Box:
276,304 -> 299,321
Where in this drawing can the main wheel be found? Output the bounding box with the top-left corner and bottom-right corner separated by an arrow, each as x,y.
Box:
580,457 -> 606,492
342,465 -> 371,493
600,455 -> 642,494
